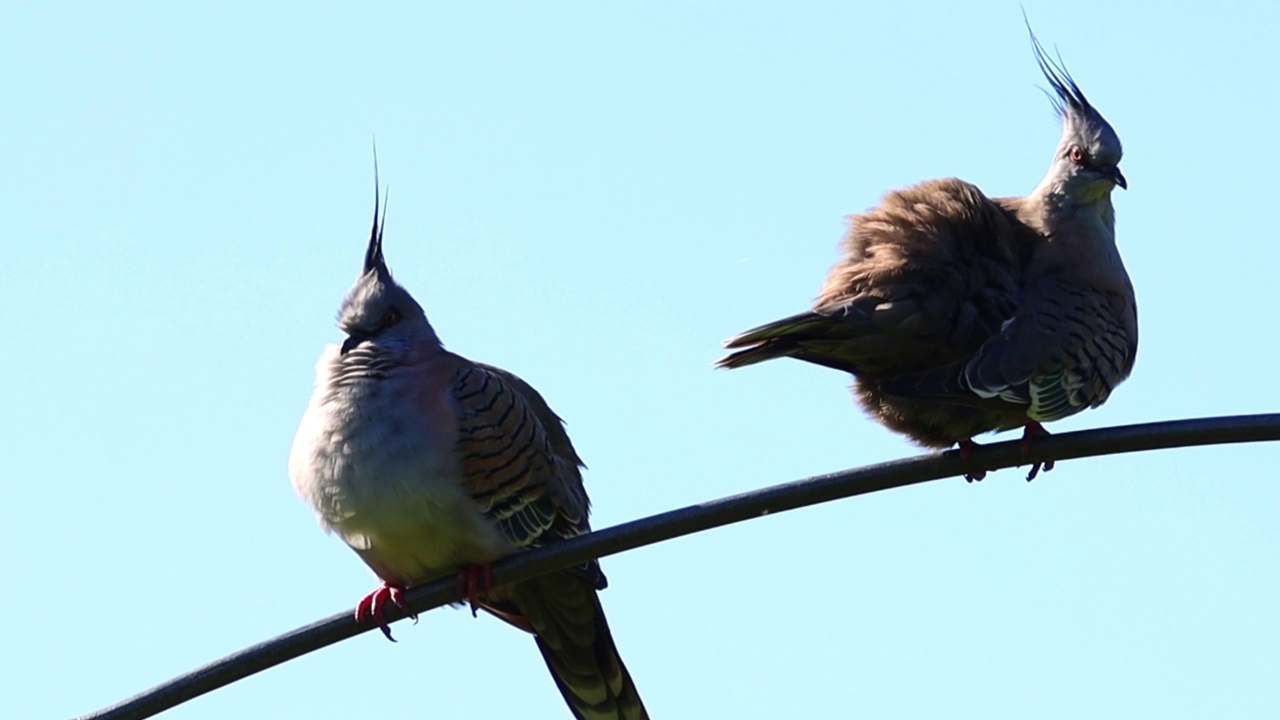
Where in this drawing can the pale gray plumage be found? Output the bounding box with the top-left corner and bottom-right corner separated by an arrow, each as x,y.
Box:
717,26 -> 1136,475
289,181 -> 647,719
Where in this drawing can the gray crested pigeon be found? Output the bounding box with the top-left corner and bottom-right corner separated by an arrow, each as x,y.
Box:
289,185 -> 648,719
717,28 -> 1136,481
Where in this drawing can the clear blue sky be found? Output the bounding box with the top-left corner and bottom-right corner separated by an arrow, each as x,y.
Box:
5,2 -> 1279,718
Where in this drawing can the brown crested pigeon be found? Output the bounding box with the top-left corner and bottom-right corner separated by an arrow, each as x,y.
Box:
717,29 -> 1136,481
289,186 -> 648,719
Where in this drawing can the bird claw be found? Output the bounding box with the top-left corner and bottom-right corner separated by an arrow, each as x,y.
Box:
455,564 -> 493,617
1020,422 -> 1054,482
957,439 -> 987,482
354,582 -> 415,642
1025,459 -> 1055,482
957,426 -> 1056,482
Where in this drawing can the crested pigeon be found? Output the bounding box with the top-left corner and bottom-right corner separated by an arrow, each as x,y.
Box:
717,29 -> 1136,480
289,185 -> 648,719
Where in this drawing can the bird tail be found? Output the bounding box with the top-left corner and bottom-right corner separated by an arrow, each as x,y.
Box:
716,311 -> 868,373
508,571 -> 649,720
716,311 -> 823,369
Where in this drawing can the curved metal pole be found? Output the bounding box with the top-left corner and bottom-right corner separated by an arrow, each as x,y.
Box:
78,413 -> 1280,720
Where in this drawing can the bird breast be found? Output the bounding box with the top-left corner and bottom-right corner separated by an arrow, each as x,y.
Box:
288,346 -> 513,584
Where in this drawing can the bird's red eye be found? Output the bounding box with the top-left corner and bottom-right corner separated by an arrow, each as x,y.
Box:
381,308 -> 401,328
1068,145 -> 1087,165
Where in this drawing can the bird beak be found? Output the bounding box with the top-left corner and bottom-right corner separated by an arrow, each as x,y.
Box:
1106,165 -> 1127,190
340,334 -> 364,355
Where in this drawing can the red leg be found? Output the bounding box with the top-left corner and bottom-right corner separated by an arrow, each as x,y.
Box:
956,439 -> 986,482
354,581 -> 414,641
1020,421 -> 1055,481
455,564 -> 494,617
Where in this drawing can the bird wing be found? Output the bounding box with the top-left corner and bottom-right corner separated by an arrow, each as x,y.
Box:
881,275 -> 1137,421
449,357 -> 648,719
449,357 -> 591,551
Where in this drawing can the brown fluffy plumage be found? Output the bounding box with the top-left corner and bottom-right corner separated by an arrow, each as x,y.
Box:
718,33 -> 1137,458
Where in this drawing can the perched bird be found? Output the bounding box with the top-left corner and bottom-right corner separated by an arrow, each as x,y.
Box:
289,184 -> 648,720
717,28 -> 1136,480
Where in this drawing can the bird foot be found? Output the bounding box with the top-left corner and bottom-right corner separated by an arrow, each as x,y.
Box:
455,564 -> 493,617
354,581 -> 415,642
1020,422 -> 1055,481
957,439 -> 987,482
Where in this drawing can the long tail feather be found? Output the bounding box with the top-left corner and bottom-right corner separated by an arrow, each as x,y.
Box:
509,572 -> 648,720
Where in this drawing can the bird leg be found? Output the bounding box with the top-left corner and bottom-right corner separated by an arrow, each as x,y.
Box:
1020,421 -> 1055,481
956,439 -> 987,482
354,581 -> 415,642
455,563 -> 494,617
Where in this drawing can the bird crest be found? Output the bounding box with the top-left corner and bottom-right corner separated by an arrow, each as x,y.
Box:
334,149 -> 431,351
1027,26 -> 1094,124
364,148 -> 390,276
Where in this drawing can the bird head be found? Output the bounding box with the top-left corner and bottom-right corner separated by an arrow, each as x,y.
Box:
336,182 -> 438,358
1030,27 -> 1126,204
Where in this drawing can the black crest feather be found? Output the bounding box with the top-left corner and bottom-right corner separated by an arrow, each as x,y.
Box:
1024,13 -> 1092,119
364,142 -> 389,274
